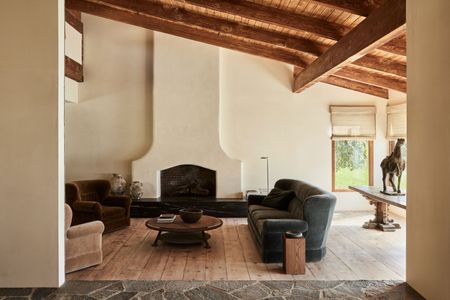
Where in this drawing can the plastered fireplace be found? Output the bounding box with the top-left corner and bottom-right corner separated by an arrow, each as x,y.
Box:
132,33 -> 242,198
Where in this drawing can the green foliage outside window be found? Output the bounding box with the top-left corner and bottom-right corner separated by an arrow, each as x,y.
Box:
334,140 -> 369,189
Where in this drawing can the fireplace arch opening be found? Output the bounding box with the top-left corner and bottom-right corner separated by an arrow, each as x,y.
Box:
160,164 -> 216,198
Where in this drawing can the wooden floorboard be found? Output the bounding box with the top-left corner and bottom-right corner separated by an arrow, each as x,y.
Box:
66,211 -> 406,281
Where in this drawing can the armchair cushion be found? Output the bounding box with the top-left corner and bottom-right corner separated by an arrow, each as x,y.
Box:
103,195 -> 131,208
101,206 -> 126,218
261,188 -> 295,210
72,200 -> 102,216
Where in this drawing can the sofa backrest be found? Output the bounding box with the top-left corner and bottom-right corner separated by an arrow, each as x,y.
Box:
275,179 -> 336,250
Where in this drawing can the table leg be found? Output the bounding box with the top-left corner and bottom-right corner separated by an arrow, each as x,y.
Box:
152,231 -> 162,247
363,198 -> 401,232
201,231 -> 210,249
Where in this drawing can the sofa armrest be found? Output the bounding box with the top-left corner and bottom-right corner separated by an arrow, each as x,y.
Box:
262,219 -> 308,233
103,195 -> 131,209
67,221 -> 105,239
72,200 -> 102,217
247,194 -> 266,206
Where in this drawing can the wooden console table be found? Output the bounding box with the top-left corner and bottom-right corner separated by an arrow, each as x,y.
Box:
349,186 -> 406,232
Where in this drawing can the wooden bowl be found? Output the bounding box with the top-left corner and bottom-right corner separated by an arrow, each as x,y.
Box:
179,208 -> 203,223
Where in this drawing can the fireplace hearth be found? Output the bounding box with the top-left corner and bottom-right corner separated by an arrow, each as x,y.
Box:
160,164 -> 216,198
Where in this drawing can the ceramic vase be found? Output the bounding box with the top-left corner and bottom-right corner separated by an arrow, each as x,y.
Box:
110,173 -> 126,194
130,181 -> 143,200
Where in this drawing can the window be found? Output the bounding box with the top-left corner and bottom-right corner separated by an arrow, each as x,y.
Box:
330,105 -> 376,191
332,140 -> 373,191
387,103 -> 407,191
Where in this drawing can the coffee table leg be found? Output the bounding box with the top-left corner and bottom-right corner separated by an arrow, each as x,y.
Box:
202,231 -> 210,249
152,231 -> 162,247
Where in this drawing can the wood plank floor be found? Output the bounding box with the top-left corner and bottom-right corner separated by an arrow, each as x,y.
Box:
66,211 -> 405,281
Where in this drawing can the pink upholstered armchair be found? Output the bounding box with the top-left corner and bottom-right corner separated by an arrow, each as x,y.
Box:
65,204 -> 104,273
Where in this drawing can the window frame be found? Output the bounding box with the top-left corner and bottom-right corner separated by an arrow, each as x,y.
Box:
332,140 -> 374,192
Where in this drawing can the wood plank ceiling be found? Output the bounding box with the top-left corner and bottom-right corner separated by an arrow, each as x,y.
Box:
66,0 -> 407,99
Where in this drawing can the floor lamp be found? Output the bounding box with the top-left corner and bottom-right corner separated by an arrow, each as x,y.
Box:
260,156 -> 269,194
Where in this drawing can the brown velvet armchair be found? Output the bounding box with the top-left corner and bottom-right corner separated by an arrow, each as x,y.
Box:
65,179 -> 131,233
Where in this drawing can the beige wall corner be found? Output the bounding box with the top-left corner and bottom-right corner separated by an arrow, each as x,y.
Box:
0,0 -> 65,287
65,15 -> 153,183
407,0 -> 450,298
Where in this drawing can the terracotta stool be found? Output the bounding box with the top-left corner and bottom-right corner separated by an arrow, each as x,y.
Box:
283,231 -> 305,275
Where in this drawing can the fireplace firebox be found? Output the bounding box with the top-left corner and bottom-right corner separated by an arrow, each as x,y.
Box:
160,164 -> 216,198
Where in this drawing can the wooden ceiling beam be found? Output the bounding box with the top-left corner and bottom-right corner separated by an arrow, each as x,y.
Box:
180,0 -> 348,41
65,56 -> 83,82
67,0 -> 405,96
322,75 -> 389,99
65,0 -> 310,67
293,0 -> 406,93
308,0 -> 385,17
294,67 -> 389,99
179,0 -> 405,56
335,66 -> 407,92
99,0 -> 328,56
353,54 -> 406,77
67,0 -> 404,79
106,0 -> 403,77
379,35 -> 407,56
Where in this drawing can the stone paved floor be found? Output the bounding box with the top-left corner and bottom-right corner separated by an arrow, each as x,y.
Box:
0,280 -> 424,299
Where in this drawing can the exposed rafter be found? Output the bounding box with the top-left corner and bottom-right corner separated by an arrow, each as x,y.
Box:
308,0 -> 385,17
293,0 -> 406,93
178,0 -> 405,57
294,67 -> 389,99
65,0 -> 310,67
65,56 -> 83,82
323,75 -> 389,99
335,66 -> 407,92
67,0 -> 405,83
379,35 -> 407,56
178,0 -> 348,41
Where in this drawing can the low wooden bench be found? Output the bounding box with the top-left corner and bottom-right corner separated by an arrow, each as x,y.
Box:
349,185 -> 406,232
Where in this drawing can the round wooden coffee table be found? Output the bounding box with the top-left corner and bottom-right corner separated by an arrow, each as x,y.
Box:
145,215 -> 223,248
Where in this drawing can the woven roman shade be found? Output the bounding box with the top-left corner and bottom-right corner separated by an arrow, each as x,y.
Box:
386,103 -> 406,139
330,106 -> 376,140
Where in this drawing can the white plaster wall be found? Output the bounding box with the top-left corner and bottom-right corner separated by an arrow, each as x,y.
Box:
132,33 -> 242,198
0,0 -> 65,287
407,0 -> 450,298
65,15 -> 153,183
219,49 -> 390,211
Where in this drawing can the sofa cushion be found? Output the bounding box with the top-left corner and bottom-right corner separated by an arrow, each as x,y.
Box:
252,209 -> 295,235
251,208 -> 294,221
101,206 -> 125,218
248,204 -> 276,215
261,188 -> 295,210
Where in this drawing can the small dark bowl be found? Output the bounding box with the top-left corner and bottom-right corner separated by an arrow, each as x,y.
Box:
179,208 -> 203,223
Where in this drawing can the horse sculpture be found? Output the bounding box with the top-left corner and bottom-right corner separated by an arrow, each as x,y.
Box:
381,138 -> 406,194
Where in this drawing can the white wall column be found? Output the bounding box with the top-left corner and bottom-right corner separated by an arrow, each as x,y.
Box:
407,0 -> 450,298
0,0 -> 65,287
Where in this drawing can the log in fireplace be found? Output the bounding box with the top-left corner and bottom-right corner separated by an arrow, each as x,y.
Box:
160,164 -> 216,198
